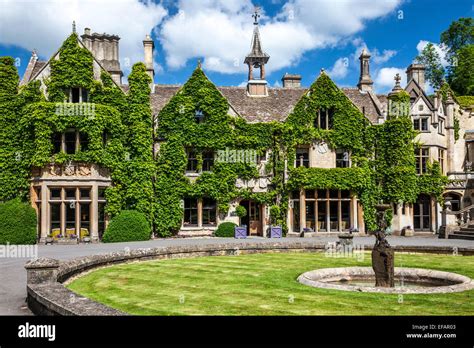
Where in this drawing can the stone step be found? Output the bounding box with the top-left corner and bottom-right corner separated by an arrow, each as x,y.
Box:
449,233 -> 474,240
458,228 -> 474,234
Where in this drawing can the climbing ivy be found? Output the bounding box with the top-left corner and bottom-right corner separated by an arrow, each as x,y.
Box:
0,35 -> 449,238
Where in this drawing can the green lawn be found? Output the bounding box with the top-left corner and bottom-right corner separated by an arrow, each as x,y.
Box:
67,252 -> 474,315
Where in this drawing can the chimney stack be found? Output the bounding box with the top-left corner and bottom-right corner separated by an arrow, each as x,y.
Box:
143,34 -> 155,81
281,73 -> 301,88
406,63 -> 426,91
357,48 -> 373,92
81,28 -> 123,85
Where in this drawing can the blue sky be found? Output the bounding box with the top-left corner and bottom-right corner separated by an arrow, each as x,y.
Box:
0,0 -> 472,93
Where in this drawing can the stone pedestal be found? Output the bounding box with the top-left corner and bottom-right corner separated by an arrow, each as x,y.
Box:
371,245 -> 394,287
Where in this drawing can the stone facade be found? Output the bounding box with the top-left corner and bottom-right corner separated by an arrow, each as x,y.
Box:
21,19 -> 474,242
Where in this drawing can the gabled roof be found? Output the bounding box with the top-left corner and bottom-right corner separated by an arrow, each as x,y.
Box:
405,78 -> 434,110
21,33 -> 123,91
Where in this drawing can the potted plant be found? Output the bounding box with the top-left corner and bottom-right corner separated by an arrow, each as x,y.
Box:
269,205 -> 282,238
234,204 -> 247,239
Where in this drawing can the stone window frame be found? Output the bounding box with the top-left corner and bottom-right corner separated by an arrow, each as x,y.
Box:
52,129 -> 89,155
415,147 -> 429,175
295,146 -> 310,168
67,87 -> 89,103
438,117 -> 445,135
314,108 -> 334,130
182,197 -> 217,228
413,116 -> 430,132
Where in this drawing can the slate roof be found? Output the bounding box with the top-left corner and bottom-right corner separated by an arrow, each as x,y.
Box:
150,84 -> 384,124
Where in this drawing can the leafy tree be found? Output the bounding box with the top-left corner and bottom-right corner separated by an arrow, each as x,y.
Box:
449,44 -> 474,96
415,42 -> 445,90
440,17 -> 474,58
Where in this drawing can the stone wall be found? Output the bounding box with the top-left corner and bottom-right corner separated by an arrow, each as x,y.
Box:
24,241 -> 474,316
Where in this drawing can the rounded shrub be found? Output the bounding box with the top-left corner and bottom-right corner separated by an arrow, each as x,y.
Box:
214,222 -> 237,237
102,210 -> 151,243
235,205 -> 247,218
0,199 -> 37,245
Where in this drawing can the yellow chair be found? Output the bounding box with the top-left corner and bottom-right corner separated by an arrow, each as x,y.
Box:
66,228 -> 76,238
80,228 -> 89,239
51,228 -> 61,240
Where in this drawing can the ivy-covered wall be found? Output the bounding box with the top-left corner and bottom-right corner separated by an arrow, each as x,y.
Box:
0,34 -> 449,239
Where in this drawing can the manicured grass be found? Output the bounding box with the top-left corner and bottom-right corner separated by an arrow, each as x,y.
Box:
67,252 -> 474,315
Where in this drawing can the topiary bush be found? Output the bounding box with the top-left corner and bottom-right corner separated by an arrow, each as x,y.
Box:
102,210 -> 151,243
235,205 -> 247,218
0,199 -> 37,244
214,222 -> 237,237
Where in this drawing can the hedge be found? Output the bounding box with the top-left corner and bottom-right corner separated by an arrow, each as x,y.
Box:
0,199 -> 37,244
214,222 -> 237,237
102,210 -> 151,243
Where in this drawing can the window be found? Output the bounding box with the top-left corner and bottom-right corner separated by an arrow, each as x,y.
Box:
315,108 -> 334,130
71,88 -> 80,103
438,118 -> 445,135
295,147 -> 309,168
414,117 -> 429,131
183,198 -> 198,226
194,109 -> 205,124
298,189 -> 352,233
68,87 -> 89,103
53,129 -> 88,155
186,148 -> 198,172
415,147 -> 429,174
418,104 -> 424,112
79,133 -> 89,152
65,131 -> 77,154
47,187 -> 94,239
438,148 -> 445,173
336,149 -> 350,168
202,198 -> 216,226
52,133 -> 62,154
202,151 -> 214,172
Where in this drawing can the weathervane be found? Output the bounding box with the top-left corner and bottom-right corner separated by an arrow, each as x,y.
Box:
252,6 -> 261,25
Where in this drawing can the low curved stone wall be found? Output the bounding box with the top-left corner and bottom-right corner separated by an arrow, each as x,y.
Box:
24,241 -> 474,316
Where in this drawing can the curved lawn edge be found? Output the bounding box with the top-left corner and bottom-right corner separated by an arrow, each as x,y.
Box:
25,241 -> 474,316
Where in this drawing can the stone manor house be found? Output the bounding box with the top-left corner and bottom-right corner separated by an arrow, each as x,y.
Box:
17,19 -> 474,243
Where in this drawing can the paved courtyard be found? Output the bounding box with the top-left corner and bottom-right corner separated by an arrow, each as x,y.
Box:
1,235 -> 473,315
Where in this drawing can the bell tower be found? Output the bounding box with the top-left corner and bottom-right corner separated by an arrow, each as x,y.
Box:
244,7 -> 270,97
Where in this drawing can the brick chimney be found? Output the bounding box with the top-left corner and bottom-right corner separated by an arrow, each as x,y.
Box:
281,73 -> 301,88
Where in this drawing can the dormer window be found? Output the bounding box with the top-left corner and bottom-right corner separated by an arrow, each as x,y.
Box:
414,117 -> 429,132
194,109 -> 205,124
68,87 -> 89,103
314,108 -> 334,130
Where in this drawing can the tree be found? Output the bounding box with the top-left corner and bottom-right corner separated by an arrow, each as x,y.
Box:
449,44 -> 474,96
440,17 -> 474,59
415,43 -> 445,90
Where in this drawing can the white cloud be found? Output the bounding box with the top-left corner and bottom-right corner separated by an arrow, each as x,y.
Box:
159,0 -> 402,74
327,57 -> 349,79
0,0 -> 167,76
374,67 -> 406,93
416,40 -> 449,67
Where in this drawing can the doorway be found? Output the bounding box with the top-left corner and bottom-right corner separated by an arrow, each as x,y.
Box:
414,194 -> 431,231
239,200 -> 262,236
